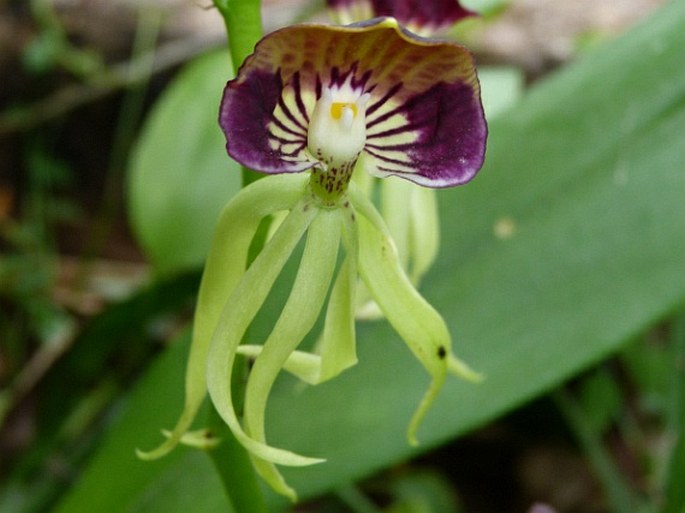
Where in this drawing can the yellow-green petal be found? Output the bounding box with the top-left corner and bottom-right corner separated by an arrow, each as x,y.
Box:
136,173 -> 308,460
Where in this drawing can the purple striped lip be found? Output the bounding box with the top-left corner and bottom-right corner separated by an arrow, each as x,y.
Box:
219,18 -> 487,188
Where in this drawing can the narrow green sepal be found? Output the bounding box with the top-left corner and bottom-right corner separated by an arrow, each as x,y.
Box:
162,428 -> 221,450
137,174 -> 308,461
408,185 -> 440,285
351,183 -> 480,445
448,354 -> 484,383
318,205 -> 359,381
381,177 -> 412,271
237,345 -> 324,385
240,208 -> 342,496
206,196 -> 325,469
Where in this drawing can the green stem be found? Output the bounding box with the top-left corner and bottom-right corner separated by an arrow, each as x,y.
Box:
205,388 -> 268,513
205,0 -> 279,505
201,0 -> 268,505
212,0 -> 264,187
213,0 -> 262,68
206,199 -> 321,467
201,186 -> 315,506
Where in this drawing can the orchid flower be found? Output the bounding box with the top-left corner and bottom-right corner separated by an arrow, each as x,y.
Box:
328,0 -> 477,299
139,17 -> 487,500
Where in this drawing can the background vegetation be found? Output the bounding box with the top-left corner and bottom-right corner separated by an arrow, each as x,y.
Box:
1,1 -> 684,512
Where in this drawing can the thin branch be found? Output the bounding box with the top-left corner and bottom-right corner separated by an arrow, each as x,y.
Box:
0,33 -> 223,135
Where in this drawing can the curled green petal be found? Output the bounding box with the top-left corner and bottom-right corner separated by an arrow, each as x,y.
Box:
243,208 -> 342,441
206,197 -> 324,469
237,224 -> 361,390
356,213 -> 445,445
251,456 -> 299,502
137,173 -> 308,460
243,206 -> 358,391
351,157 -> 374,196
316,255 -> 358,381
351,184 -> 480,445
318,203 -> 358,381
237,345 -> 323,385
240,208 -> 342,497
408,185 -> 439,285
161,428 -> 221,450
448,354 -> 484,383
381,177 -> 412,271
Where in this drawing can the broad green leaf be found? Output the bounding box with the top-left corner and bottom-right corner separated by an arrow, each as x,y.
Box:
52,329 -> 234,513
127,51 -> 240,276
57,2 -> 685,511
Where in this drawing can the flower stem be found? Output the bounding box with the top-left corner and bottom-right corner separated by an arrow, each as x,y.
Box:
212,0 -> 264,187
203,336 -> 266,506
206,0 -> 278,491
205,371 -> 268,513
212,0 -> 262,69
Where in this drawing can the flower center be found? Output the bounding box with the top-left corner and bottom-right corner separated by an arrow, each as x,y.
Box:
307,81 -> 370,204
307,85 -> 370,169
330,102 -> 358,122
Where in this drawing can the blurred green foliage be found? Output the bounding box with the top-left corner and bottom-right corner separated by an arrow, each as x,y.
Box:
2,1 -> 685,513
